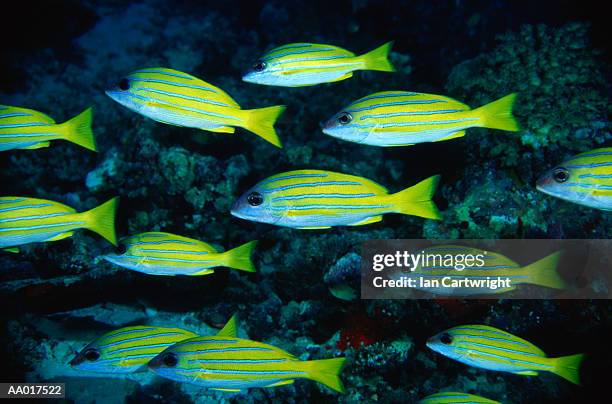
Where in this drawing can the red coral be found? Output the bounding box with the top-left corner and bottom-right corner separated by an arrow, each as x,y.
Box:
336,309 -> 392,351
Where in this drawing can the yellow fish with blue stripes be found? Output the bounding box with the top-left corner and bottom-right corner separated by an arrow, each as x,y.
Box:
106,67 -> 286,147
102,232 -> 257,276
389,245 -> 565,296
243,42 -> 395,87
0,105 -> 95,152
0,196 -> 118,252
537,147 -> 612,210
148,335 -> 346,393
427,325 -> 584,385
70,315 -> 237,374
321,92 -> 519,146
418,392 -> 500,404
230,170 -> 441,229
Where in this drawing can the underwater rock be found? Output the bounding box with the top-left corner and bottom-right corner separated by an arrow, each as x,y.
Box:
324,252 -> 361,301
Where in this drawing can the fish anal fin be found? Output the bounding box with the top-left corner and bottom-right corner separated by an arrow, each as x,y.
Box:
45,232 -> 74,242
211,388 -> 242,392
207,126 -> 235,134
514,370 -> 538,376
21,142 -> 51,150
190,268 -> 215,276
265,380 -> 295,388
329,72 -> 353,83
297,226 -> 332,230
3,247 -> 20,253
438,130 -> 465,141
348,215 -> 382,226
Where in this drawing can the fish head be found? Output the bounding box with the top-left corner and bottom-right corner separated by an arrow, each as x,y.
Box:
426,328 -> 464,360
536,164 -> 589,205
148,344 -> 195,383
230,182 -> 282,225
69,334 -> 136,373
321,107 -> 369,144
100,236 -> 141,269
105,69 -> 162,114
242,58 -> 283,86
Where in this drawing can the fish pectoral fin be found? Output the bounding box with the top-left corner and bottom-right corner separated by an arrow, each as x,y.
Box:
348,215 -> 383,226
210,388 -> 242,392
45,232 -> 74,242
265,380 -> 295,388
190,268 -> 215,276
20,141 -> 51,150
297,226 -> 332,230
514,370 -> 539,376
438,130 -> 466,141
3,247 -> 20,253
207,126 -> 235,134
329,72 -> 353,83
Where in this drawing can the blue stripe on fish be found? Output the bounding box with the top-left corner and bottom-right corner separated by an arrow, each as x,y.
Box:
98,332 -> 187,349
129,78 -> 218,93
139,87 -> 232,107
262,181 -> 362,193
0,213 -> 71,223
136,69 -> 195,80
271,204 -> 391,211
351,99 -> 448,112
359,110 -> 464,120
137,249 -> 211,255
271,193 -> 376,201
264,48 -> 336,60
121,255 -> 213,263
451,346 -> 554,369
0,222 -> 84,232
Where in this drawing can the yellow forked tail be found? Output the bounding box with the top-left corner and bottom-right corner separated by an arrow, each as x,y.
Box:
388,175 -> 442,220
304,357 -> 346,393
552,353 -> 584,385
360,41 -> 396,72
242,106 -> 286,148
220,240 -> 257,273
521,251 -> 566,289
472,93 -> 520,132
82,197 -> 119,245
60,107 -> 97,151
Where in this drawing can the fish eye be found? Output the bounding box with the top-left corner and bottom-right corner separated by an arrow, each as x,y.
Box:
247,192 -> 264,206
162,353 -> 178,367
118,78 -> 130,91
553,167 -> 569,183
84,348 -> 100,362
253,61 -> 266,72
337,112 -> 353,125
440,333 -> 453,345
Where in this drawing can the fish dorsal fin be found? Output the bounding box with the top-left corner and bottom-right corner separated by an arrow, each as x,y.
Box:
0,105 -> 56,124
131,68 -> 240,109
216,314 -> 238,337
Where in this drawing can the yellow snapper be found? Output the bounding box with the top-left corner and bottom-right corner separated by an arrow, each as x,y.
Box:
0,197 -> 118,252
537,147 -> 612,210
148,335 -> 346,393
321,92 -> 519,146
102,232 -> 257,276
70,315 -> 237,374
230,170 -> 441,229
427,325 -> 584,385
418,392 -> 500,404
243,42 -> 395,87
389,245 -> 565,296
106,67 -> 286,147
0,105 -> 95,152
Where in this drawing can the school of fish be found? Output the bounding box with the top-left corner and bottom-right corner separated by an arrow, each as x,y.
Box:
2,36 -> 600,400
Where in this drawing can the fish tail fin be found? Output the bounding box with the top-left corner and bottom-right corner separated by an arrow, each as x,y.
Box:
242,106 -> 286,148
304,357 -> 346,393
522,251 -> 566,289
60,107 -> 97,151
387,175 -> 442,220
220,240 -> 257,273
472,93 -> 520,132
552,353 -> 584,385
359,41 -> 396,72
82,197 -> 119,245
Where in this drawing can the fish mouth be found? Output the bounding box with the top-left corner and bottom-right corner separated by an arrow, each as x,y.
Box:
68,354 -> 84,367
